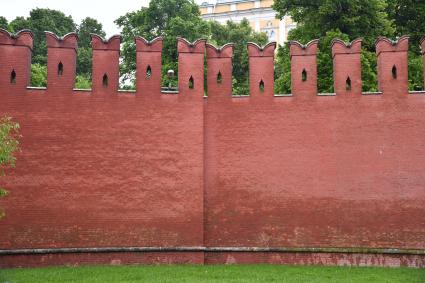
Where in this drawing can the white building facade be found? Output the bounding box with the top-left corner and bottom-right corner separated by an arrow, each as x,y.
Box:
199,0 -> 296,46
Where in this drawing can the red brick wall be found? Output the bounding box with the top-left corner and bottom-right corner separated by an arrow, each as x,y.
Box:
0,31 -> 424,268
289,40 -> 319,96
91,35 -> 121,93
332,39 -> 362,95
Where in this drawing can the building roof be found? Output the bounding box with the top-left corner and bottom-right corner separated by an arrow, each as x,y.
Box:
217,0 -> 254,3
200,2 -> 214,7
200,0 -> 255,7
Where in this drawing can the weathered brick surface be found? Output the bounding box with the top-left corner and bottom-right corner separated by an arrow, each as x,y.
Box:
332,39 -> 362,95
136,37 -> 163,96
376,36 -> 409,95
0,29 -> 32,93
247,42 -> 276,98
205,95 -> 425,250
0,31 -> 424,268
205,252 -> 425,268
46,32 -> 78,93
91,35 -> 121,93
290,40 -> 319,96
1,252 -> 204,268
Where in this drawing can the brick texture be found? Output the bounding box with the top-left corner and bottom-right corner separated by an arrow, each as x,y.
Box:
0,31 -> 424,268
332,39 -> 362,95
376,36 -> 409,95
290,40 -> 319,97
91,34 -> 121,93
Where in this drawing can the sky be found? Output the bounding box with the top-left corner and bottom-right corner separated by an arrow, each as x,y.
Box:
2,0 -> 207,37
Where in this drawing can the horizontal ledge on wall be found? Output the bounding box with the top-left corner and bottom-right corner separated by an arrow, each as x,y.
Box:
362,91 -> 383,95
118,89 -> 136,94
16,90 -> 425,97
1,246 -> 424,256
27,86 -> 47,90
409,90 -> 425,95
161,90 -> 179,94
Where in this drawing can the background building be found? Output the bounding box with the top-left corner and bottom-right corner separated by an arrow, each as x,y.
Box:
199,0 -> 296,46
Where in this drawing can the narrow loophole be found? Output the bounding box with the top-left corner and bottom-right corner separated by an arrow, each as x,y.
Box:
10,69 -> 16,84
189,76 -> 194,89
102,73 -> 108,87
302,69 -> 307,82
217,71 -> 222,84
58,62 -> 63,76
146,65 -> 152,79
392,65 -> 397,79
346,76 -> 351,91
259,79 -> 265,92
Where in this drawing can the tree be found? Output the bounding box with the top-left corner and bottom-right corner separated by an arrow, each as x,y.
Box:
75,74 -> 92,89
8,16 -> 31,33
0,117 -> 20,219
386,0 -> 425,90
77,17 -> 105,49
273,0 -> 394,46
273,0 -> 394,93
30,63 -> 47,87
0,16 -> 8,29
77,17 -> 106,76
115,0 -> 210,86
8,9 -> 76,65
209,20 -> 268,95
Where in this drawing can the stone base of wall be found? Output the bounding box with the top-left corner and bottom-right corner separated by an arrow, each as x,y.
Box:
205,252 -> 425,268
1,251 -> 424,268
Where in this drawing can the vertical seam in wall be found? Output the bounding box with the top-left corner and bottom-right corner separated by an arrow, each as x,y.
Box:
202,97 -> 207,265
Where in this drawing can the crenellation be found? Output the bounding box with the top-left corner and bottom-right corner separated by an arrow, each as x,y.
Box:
45,31 -> 78,50
177,38 -> 206,97
91,34 -> 121,93
90,34 -> 121,51
135,36 -> 164,96
331,38 -> 362,95
247,42 -> 276,97
0,30 -> 423,98
206,43 -> 234,98
0,29 -> 33,93
289,39 -> 319,97
375,36 -> 409,95
0,29 -> 33,49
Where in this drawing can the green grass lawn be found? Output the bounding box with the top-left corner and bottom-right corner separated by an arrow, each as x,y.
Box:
1,265 -> 424,283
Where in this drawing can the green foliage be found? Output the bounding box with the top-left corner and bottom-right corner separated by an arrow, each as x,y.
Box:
0,117 -> 20,219
1,265 -> 425,283
209,20 -> 268,95
272,0 -> 420,93
77,48 -> 93,77
116,0 -> 267,93
408,51 -> 424,91
116,0 -> 210,86
8,16 -> 31,33
8,9 -> 77,65
274,43 -> 291,94
0,16 -> 8,29
0,117 -> 20,176
77,17 -> 105,49
273,0 -> 394,46
386,0 -> 425,90
75,75 -> 92,89
7,11 -> 105,84
30,63 -> 47,87
76,17 -> 106,77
